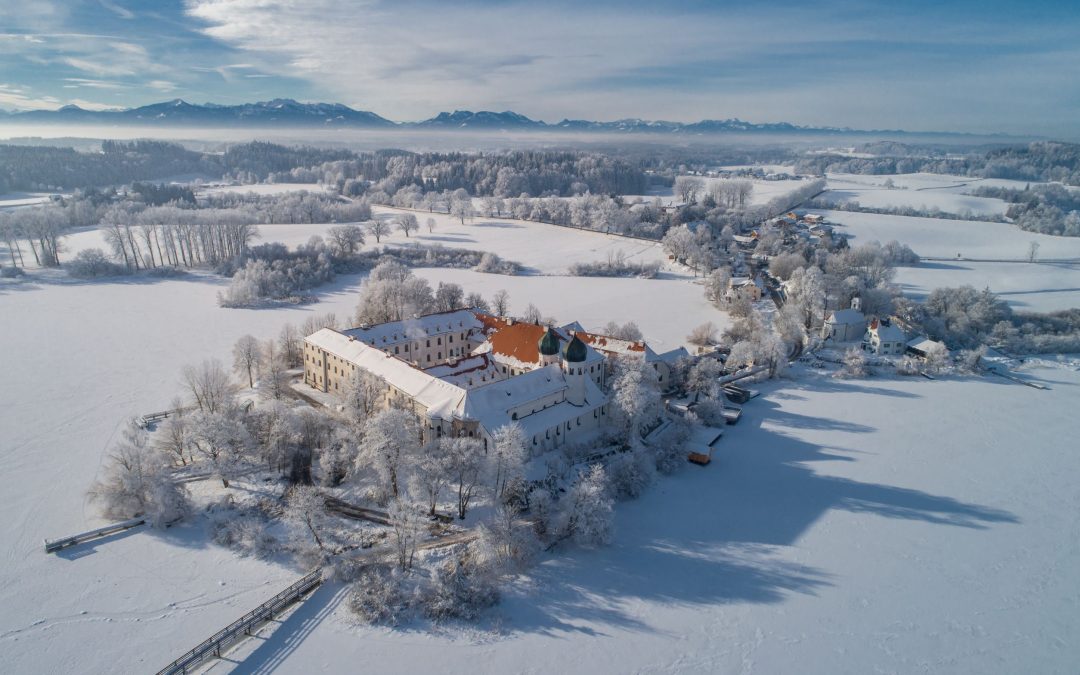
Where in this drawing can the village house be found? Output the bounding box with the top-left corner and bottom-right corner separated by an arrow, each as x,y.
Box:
906,337 -> 948,360
862,317 -> 907,355
822,298 -> 867,342
303,310 -> 676,454
726,276 -> 764,303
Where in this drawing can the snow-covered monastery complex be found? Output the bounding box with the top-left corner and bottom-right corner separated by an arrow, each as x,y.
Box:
303,309 -> 676,452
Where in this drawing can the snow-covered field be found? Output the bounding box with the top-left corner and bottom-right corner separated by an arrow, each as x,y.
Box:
0,238 -> 727,672
3,176 -> 1080,673
0,192 -> 59,210
812,196 -> 1080,311
896,261 -> 1080,312
207,364 -> 1080,674
825,172 -> 1042,193
199,182 -> 334,198
624,176 -> 805,209
821,182 -> 1009,218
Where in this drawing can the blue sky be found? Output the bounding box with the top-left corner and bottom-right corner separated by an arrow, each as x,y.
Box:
1,0 -> 1077,135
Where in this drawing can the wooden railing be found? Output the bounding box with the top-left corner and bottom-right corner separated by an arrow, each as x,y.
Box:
43,517 -> 146,554
156,568 -> 323,675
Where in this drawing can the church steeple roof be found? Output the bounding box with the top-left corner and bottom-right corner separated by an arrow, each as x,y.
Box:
563,334 -> 588,362
538,326 -> 561,356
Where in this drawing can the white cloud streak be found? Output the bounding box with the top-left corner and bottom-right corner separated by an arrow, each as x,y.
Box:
180,0 -> 1080,134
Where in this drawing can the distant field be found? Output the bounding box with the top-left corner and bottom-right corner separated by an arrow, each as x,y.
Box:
814,209 -> 1080,260
822,182 -> 1009,217
897,261 -> 1080,312
624,174 -> 806,208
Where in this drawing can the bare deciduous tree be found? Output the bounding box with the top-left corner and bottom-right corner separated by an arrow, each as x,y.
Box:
232,334 -> 263,388
397,213 -> 419,237
182,359 -> 234,413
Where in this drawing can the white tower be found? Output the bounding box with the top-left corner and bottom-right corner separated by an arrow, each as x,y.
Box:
561,334 -> 588,405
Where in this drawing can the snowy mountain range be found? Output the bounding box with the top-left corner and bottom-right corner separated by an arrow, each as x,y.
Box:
0,98 -> 907,135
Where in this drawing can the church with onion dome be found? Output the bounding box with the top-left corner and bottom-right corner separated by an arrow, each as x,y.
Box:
302,309 -> 637,454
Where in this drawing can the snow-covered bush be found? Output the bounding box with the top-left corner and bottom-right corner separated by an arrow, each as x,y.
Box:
839,347 -> 868,378
568,255 -> 660,278
555,464 -> 614,547
958,346 -> 987,373
422,555 -> 501,622
693,397 -> 726,427
210,513 -> 279,559
474,252 -> 519,275
653,417 -> 693,475
67,248 -> 128,279
609,452 -> 655,501
0,264 -> 25,278
896,356 -> 922,376
349,567 -> 409,626
527,486 -> 555,537
88,425 -> 189,527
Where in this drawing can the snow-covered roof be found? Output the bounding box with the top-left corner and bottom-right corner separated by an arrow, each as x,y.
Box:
475,314 -> 603,369
455,364 -> 607,438
342,309 -> 481,347
827,309 -> 865,325
689,425 -> 724,450
868,320 -> 906,343
573,331 -> 655,361
907,337 -> 947,354
657,346 -> 690,364
305,328 -> 467,418
513,377 -> 607,441
422,353 -> 503,389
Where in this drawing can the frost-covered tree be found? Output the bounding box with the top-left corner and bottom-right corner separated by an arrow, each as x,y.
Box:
341,368 -> 384,426
366,219 -> 391,243
349,567 -> 408,625
426,217 -> 436,233
409,443 -> 452,516
769,252 -> 807,281
840,346 -> 868,378
476,503 -> 539,570
464,292 -> 490,313
232,334 -> 263,388
434,282 -> 465,312
89,424 -> 188,527
924,342 -> 950,373
278,322 -> 302,368
181,359 -> 234,414
450,193 -> 473,225
610,355 -> 662,447
556,464 -> 614,547
601,321 -> 643,342
489,423 -> 527,499
443,436 -> 485,519
492,289 -> 510,316
189,410 -> 252,487
156,411 -> 191,466
423,554 -> 500,621
397,213 -> 419,237
284,485 -> 329,553
704,267 -> 731,305
687,322 -> 718,351
787,266 -> 827,330
685,358 -> 723,399
387,499 -> 426,570
609,452 -> 655,501
674,175 -> 705,204
259,339 -> 290,400
354,262 -> 435,325
357,408 -> 418,498
523,303 -> 543,324
328,224 -> 365,256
